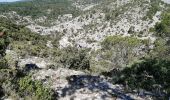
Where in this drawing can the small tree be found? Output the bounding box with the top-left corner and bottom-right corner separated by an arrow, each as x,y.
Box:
101,36 -> 149,68
0,28 -> 9,58
0,28 -> 10,69
155,13 -> 170,37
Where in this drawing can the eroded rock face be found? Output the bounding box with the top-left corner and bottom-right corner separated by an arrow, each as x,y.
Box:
32,68 -> 153,100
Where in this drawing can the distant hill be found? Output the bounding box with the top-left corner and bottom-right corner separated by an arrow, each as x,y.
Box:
0,0 -> 80,19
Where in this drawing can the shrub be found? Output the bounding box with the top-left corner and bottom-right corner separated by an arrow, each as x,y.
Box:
155,13 -> 170,37
0,28 -> 10,57
105,13 -> 111,20
116,58 -> 170,99
150,38 -> 170,59
0,17 -> 51,58
60,47 -> 90,70
0,58 -> 8,69
0,27 -> 10,70
145,0 -> 160,19
18,76 -> 54,100
100,36 -> 149,68
0,86 -> 4,98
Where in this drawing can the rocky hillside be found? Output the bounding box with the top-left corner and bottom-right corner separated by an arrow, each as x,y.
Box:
1,0 -> 164,49
0,0 -> 170,100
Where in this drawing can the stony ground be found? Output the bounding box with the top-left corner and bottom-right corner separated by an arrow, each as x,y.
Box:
20,58 -> 153,100
7,50 -> 154,100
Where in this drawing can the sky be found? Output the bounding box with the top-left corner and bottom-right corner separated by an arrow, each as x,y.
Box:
162,0 -> 170,3
0,0 -> 22,2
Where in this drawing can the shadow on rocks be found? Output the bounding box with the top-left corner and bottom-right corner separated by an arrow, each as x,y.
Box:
61,75 -> 134,100
23,63 -> 41,72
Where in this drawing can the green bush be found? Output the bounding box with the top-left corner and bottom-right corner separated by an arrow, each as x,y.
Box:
0,26 -> 10,99
155,13 -> 170,37
18,76 -> 54,100
116,58 -> 170,98
0,86 -> 4,98
100,36 -> 149,68
0,17 -> 52,58
145,0 -> 161,19
0,17 -> 55,99
0,28 -> 10,57
0,27 -> 10,70
0,58 -> 8,69
150,38 -> 170,59
101,36 -> 146,49
60,47 -> 90,70
0,68 -> 20,99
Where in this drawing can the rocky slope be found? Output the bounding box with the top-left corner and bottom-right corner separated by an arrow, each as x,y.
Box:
32,66 -> 154,100
1,0 -> 170,99
1,0 -> 165,50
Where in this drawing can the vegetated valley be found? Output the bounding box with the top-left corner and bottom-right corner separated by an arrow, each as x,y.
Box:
0,0 -> 170,100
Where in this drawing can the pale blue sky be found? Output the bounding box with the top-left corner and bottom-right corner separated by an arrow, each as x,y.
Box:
0,0 -> 22,2
162,0 -> 170,3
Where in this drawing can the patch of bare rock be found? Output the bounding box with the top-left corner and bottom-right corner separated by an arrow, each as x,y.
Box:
33,67 -> 153,100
